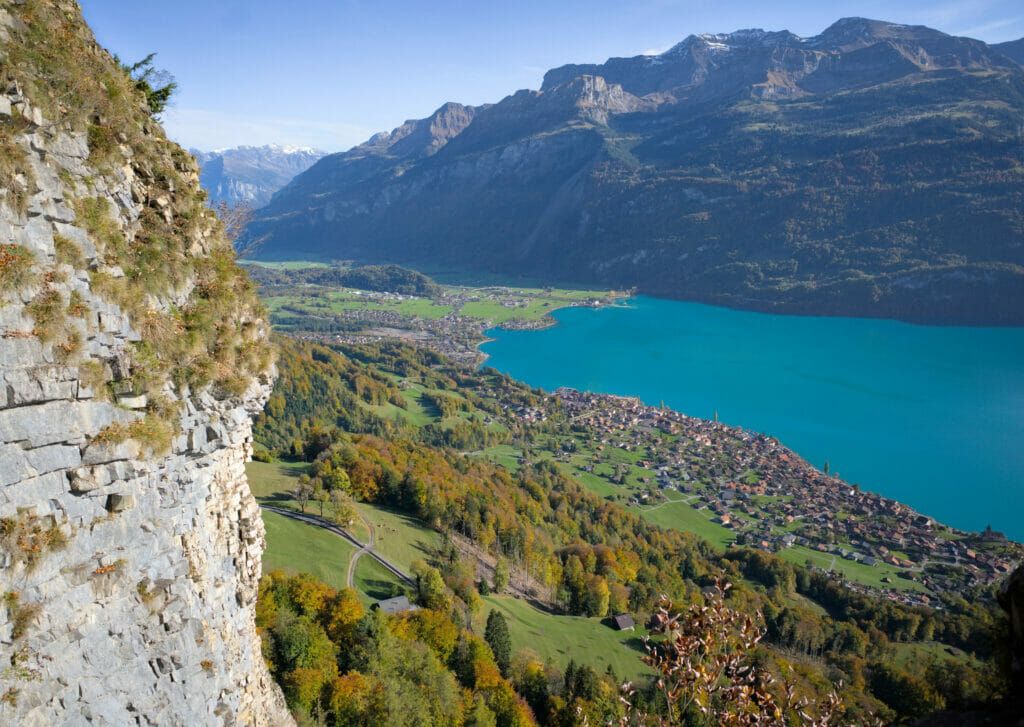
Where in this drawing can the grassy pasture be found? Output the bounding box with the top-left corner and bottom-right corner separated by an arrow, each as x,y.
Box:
474,596 -> 653,683
261,509 -> 355,591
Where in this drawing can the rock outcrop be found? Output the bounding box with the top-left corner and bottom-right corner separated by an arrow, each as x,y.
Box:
0,2 -> 290,724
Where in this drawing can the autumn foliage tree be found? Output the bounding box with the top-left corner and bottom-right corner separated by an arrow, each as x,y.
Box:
618,581 -> 846,727
258,570 -> 535,726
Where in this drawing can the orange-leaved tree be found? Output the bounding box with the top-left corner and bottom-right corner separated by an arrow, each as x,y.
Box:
617,580 -> 848,727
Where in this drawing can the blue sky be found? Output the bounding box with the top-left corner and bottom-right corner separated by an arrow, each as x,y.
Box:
80,0 -> 1024,152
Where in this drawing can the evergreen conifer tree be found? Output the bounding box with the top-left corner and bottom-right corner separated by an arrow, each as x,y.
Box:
484,610 -> 512,677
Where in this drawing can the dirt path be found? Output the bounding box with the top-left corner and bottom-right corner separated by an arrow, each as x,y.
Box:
635,492 -> 702,515
261,506 -> 413,588
346,513 -> 376,589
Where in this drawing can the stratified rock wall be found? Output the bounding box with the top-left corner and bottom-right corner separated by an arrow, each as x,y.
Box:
0,14 -> 291,727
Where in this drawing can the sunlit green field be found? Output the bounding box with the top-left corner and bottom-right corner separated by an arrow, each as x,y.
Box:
776,544 -> 930,593
472,444 -> 522,471
249,460 -> 438,596
261,509 -> 354,591
631,497 -> 736,549
357,501 -> 439,572
245,460 -> 313,515
474,596 -> 653,683
255,262 -> 620,328
353,556 -> 404,604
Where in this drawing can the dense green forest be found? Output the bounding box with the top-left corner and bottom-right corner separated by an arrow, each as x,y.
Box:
248,264 -> 442,298
254,338 -> 1015,724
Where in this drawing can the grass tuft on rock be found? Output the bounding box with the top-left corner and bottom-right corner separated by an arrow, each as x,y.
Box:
25,286 -> 65,341
0,244 -> 36,294
92,415 -> 174,456
0,517 -> 67,571
3,592 -> 40,641
53,233 -> 86,268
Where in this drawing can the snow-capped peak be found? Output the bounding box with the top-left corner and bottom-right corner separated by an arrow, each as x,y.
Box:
206,143 -> 322,156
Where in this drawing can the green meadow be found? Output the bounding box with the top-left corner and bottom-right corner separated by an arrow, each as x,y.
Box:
261,509 -> 354,591
474,596 -> 652,683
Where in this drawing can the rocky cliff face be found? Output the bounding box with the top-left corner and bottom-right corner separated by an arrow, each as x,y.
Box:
250,18 -> 1024,325
541,19 -> 1011,100
0,2 -> 289,725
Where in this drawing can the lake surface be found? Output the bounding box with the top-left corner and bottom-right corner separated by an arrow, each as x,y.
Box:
480,297 -> 1024,540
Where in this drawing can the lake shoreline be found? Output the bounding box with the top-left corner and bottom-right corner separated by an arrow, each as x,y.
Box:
480,296 -> 1024,540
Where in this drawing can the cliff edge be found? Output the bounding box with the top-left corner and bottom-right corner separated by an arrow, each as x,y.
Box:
0,1 -> 290,724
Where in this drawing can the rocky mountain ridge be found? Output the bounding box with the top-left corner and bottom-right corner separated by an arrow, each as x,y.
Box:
250,17 -> 1024,325
540,18 -> 1015,101
193,144 -> 326,208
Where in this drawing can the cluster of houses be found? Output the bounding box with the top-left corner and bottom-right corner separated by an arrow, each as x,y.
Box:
547,388 -> 1022,598
507,404 -> 548,423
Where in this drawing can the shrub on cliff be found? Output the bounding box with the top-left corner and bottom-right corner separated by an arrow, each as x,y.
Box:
114,53 -> 176,117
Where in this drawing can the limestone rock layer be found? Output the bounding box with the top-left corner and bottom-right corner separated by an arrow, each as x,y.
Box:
0,3 -> 290,724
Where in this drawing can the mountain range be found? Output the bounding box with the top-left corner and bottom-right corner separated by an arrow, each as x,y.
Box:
193,144 -> 326,207
248,18 -> 1024,324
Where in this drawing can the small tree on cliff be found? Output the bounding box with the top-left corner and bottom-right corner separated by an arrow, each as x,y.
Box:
114,53 -> 177,116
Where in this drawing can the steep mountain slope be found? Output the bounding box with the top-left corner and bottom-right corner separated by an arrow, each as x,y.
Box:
0,2 -> 287,723
994,38 -> 1024,66
193,144 -> 326,208
250,19 -> 1024,325
265,101 -> 479,215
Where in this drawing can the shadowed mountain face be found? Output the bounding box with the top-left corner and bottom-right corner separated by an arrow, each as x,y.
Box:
194,145 -> 326,207
249,18 -> 1024,325
994,37 -> 1024,66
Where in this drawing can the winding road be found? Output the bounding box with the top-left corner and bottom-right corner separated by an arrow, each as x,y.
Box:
261,505 -> 414,589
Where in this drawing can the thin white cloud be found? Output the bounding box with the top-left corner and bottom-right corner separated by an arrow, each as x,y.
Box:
919,0 -> 991,27
955,16 -> 1023,40
640,44 -> 673,56
161,108 -> 374,153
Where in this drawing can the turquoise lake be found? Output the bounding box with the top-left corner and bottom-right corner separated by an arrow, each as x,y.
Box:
480,297 -> 1024,541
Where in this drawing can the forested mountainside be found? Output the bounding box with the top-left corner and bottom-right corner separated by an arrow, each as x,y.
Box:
246,262 -> 442,298
193,144 -> 325,208
249,18 -> 1024,325
0,1 -> 286,723
248,336 -> 1023,725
